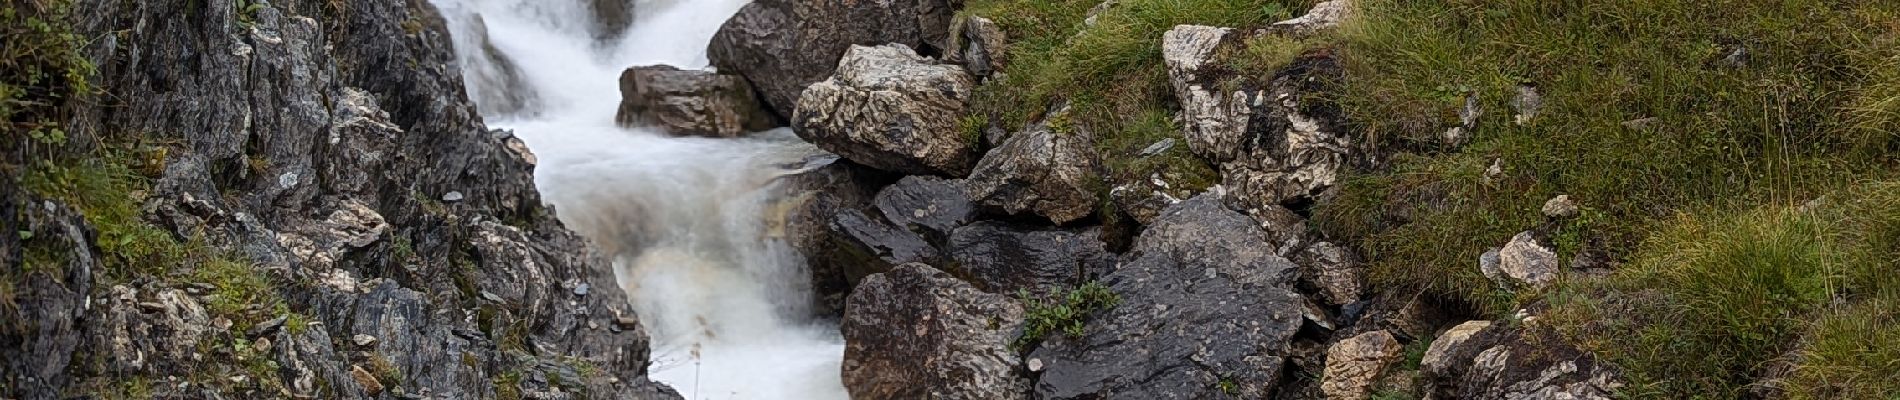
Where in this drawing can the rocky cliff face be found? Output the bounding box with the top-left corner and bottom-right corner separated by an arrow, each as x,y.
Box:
2,0 -> 675,398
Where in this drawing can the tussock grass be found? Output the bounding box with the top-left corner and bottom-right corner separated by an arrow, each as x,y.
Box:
1546,182 -> 1900,398
1311,0 -> 1900,313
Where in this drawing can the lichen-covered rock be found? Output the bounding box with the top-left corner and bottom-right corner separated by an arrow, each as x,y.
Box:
1422,323 -> 1621,399
1487,231 -> 1559,288
793,44 -> 979,176
616,65 -> 778,137
707,0 -> 959,117
964,105 -> 1102,224
949,15 -> 1008,78
1542,194 -> 1578,219
1267,0 -> 1354,36
1321,330 -> 1403,400
1030,193 -> 1303,399
1163,25 -> 1349,213
842,264 -> 1031,400
945,222 -> 1116,298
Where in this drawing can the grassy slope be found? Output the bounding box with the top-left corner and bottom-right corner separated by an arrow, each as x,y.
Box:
963,0 -> 1899,397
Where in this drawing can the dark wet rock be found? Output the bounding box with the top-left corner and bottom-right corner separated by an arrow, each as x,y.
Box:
1162,25 -> 1350,213
875,175 -> 979,240
0,0 -> 680,398
707,0 -> 960,117
945,222 -> 1116,298
964,104 -> 1102,225
1030,193 -> 1303,399
590,0 -> 637,42
842,264 -> 1031,400
774,160 -> 896,315
1422,323 -> 1621,399
793,44 -> 979,176
0,195 -> 96,398
616,64 -> 778,137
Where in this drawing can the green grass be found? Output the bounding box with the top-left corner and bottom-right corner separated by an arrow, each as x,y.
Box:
1310,0 -> 1900,313
1014,281 -> 1120,350
1546,181 -> 1900,398
960,0 -> 1312,222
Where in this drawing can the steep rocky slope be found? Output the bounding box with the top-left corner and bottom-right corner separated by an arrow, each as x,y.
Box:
3,0 -> 675,398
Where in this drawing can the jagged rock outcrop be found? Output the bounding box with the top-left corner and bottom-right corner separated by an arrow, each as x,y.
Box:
1029,193 -> 1303,399
964,104 -> 1103,224
946,222 -> 1115,298
1162,25 -> 1350,213
707,0 -> 960,117
842,263 -> 1032,400
948,15 -> 1008,78
1422,322 -> 1622,399
793,44 -> 979,176
616,65 -> 777,137
2,0 -> 677,398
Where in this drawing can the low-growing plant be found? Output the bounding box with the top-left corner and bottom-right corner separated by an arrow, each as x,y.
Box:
1014,282 -> 1120,350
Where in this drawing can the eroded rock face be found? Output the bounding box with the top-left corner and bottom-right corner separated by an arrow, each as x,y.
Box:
1422,323 -> 1622,400
964,105 -> 1102,224
0,0 -> 678,398
708,0 -> 959,117
1030,193 -> 1303,399
1162,25 -> 1350,214
946,222 -> 1116,298
793,44 -> 979,176
842,264 -> 1031,400
616,65 -> 777,137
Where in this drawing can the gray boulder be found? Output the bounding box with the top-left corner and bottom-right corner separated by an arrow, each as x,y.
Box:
615,65 -> 778,137
964,105 -> 1102,224
793,44 -> 979,176
842,264 -> 1031,400
1030,193 -> 1303,399
707,0 -> 959,117
946,222 -> 1116,298
1163,25 -> 1350,213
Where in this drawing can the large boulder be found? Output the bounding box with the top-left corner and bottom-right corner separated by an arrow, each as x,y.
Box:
1421,323 -> 1621,399
842,264 -> 1031,400
707,0 -> 959,117
946,222 -> 1116,298
793,44 -> 979,176
1029,192 -> 1304,399
964,104 -> 1102,224
615,65 -> 778,137
1162,25 -> 1349,213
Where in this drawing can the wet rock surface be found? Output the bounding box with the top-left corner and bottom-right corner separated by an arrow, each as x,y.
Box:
707,0 -> 960,117
793,44 -> 980,176
1030,193 -> 1303,399
616,64 -> 778,137
842,264 -> 1031,400
1,0 -> 678,398
946,222 -> 1116,298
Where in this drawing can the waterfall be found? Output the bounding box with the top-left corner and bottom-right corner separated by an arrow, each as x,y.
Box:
429,0 -> 849,398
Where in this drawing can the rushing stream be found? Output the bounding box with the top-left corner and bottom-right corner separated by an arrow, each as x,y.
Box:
430,0 -> 850,398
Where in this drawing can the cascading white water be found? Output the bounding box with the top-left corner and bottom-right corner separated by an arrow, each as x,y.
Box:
429,0 -> 849,398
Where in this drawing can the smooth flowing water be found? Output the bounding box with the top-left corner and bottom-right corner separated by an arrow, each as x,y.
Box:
429,0 -> 849,398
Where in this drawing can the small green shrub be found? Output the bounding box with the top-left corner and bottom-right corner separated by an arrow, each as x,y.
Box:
1015,282 -> 1120,350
